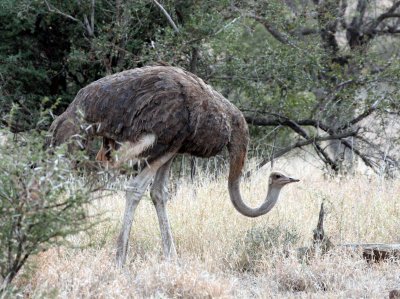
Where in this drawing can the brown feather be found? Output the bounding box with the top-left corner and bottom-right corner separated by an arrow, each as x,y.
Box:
49,66 -> 249,168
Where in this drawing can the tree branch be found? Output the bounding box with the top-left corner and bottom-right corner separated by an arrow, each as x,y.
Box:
230,6 -> 292,45
376,28 -> 400,34
244,97 -> 380,134
289,27 -> 320,36
245,113 -> 318,127
367,1 -> 400,33
281,117 -> 338,171
91,0 -> 95,35
189,47 -> 199,74
44,0 -> 93,36
243,107 -> 386,174
82,14 -> 94,36
354,135 -> 399,170
152,0 -> 180,34
349,99 -> 380,125
350,0 -> 368,29
247,13 -> 290,44
44,0 -> 81,23
245,130 -> 358,177
315,0 -> 344,53
340,0 -> 348,29
339,138 -> 377,171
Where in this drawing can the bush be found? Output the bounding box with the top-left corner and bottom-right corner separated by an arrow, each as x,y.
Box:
229,224 -> 299,272
0,131 -> 94,291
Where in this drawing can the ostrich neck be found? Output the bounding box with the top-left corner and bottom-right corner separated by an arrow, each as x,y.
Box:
226,117 -> 283,218
228,179 -> 283,218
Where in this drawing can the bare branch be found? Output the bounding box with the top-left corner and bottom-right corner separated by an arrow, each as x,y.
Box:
281,117 -> 338,170
261,113 -> 338,171
230,6 -> 292,45
82,14 -> 93,36
244,113 -> 332,133
379,13 -> 400,19
339,138 -> 377,171
246,129 -> 358,176
247,13 -> 290,44
44,0 -> 93,36
354,135 -> 399,169
290,27 -> 319,36
245,113 -> 313,127
376,28 -> 400,34
349,99 -> 381,125
336,99 -> 381,132
367,1 -> 400,33
350,0 -> 368,29
243,109 -> 387,174
340,0 -> 348,29
315,0 -> 344,53
244,97 -> 381,135
91,0 -> 95,35
152,0 -> 180,34
44,0 -> 81,23
189,47 -> 199,74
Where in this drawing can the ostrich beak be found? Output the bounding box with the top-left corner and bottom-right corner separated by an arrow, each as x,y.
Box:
288,177 -> 300,183
278,175 -> 300,185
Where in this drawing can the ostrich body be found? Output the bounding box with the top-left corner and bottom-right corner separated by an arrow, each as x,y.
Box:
48,66 -> 299,267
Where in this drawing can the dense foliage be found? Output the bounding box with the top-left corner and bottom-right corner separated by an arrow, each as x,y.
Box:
1,0 -> 399,173
0,132 -> 94,289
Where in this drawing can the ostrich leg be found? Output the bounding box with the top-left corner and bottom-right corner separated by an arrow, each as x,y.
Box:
150,157 -> 177,258
116,152 -> 175,267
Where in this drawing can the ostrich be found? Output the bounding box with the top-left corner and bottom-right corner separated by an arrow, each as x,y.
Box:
47,66 -> 299,267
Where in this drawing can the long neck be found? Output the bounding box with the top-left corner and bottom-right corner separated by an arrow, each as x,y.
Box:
227,125 -> 282,218
228,178 -> 282,218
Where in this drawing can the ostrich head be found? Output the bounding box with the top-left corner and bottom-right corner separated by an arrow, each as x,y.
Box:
268,171 -> 300,187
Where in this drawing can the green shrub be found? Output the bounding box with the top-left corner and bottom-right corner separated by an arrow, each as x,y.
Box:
229,224 -> 299,272
0,131 -> 94,291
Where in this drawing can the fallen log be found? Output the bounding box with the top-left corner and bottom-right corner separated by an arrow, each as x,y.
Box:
339,243 -> 400,262
298,201 -> 400,262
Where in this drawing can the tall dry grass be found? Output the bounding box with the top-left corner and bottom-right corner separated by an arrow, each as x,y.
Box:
13,158 -> 400,298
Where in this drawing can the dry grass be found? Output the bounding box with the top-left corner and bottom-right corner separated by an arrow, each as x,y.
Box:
13,159 -> 400,298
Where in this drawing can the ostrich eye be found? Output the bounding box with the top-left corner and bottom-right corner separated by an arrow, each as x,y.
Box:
275,174 -> 281,179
